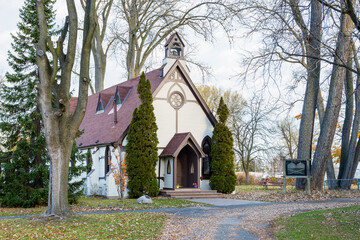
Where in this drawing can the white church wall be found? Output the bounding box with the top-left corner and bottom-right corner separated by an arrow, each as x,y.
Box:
155,82 -> 173,99
178,102 -> 213,144
153,100 -> 176,147
106,146 -> 117,197
178,82 -> 196,101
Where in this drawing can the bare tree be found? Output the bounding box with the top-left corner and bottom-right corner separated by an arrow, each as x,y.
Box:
278,118 -> 298,159
81,0 -> 114,93
197,84 -> 245,117
36,0 -> 96,217
232,95 -> 275,184
111,0 -> 238,79
311,1 -> 355,189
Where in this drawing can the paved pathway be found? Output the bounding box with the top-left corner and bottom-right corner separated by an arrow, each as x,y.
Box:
1,198 -> 359,239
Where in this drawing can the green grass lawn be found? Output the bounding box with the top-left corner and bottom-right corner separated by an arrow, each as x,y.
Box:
0,197 -> 206,217
274,205 -> 360,240
0,212 -> 166,239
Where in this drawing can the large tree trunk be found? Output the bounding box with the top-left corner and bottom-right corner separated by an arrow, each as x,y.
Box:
340,43 -> 360,187
311,6 -> 354,190
45,141 -> 73,216
92,36 -> 106,92
36,0 -> 95,217
338,52 -> 354,179
317,90 -> 336,189
291,0 -> 322,189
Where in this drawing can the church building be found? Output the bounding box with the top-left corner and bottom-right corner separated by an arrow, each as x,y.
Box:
75,33 -> 217,198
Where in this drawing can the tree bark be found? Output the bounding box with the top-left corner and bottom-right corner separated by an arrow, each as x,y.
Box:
92,36 -> 106,92
311,5 -> 354,190
341,42 -> 360,187
291,0 -> 322,190
317,90 -> 336,189
36,0 -> 96,217
338,48 -> 354,183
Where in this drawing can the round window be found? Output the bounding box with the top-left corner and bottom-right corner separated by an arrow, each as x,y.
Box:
169,92 -> 184,109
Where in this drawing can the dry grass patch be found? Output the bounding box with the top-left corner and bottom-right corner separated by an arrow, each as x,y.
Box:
0,212 -> 166,239
0,197 -> 207,217
227,187 -> 360,202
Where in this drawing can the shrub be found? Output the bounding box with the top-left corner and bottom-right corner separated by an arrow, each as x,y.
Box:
126,72 -> 159,198
236,172 -> 260,185
209,98 -> 236,193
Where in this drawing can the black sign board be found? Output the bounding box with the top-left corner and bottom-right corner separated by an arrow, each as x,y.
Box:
285,160 -> 308,176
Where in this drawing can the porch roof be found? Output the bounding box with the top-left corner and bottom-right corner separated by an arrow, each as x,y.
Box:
159,132 -> 205,158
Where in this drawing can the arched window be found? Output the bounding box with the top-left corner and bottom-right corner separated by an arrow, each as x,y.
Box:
105,146 -> 111,175
167,159 -> 171,174
202,137 -> 211,179
86,149 -> 92,174
170,42 -> 182,56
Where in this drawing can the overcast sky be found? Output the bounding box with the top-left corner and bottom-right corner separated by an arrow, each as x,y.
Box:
0,1 -> 303,119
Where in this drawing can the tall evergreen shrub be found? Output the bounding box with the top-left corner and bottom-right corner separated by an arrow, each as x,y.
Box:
126,72 -> 159,198
209,97 -> 236,193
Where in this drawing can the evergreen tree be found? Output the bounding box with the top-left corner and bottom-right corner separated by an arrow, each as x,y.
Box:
209,97 -> 236,193
0,0 -> 56,207
126,72 -> 159,198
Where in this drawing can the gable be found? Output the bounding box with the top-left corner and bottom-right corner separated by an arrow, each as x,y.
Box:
152,61 -> 216,148
154,61 -> 216,126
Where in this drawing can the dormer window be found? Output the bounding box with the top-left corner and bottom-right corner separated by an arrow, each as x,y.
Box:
115,92 -> 121,105
170,42 -> 182,56
96,96 -> 104,113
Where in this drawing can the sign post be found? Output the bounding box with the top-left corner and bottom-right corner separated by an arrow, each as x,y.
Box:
282,158 -> 311,195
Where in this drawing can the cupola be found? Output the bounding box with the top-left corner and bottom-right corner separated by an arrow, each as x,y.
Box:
163,32 -> 190,76
164,32 -> 185,59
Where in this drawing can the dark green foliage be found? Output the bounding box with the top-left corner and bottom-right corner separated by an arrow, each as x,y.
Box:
0,0 -> 84,207
209,97 -> 236,193
126,72 -> 159,198
68,143 -> 87,204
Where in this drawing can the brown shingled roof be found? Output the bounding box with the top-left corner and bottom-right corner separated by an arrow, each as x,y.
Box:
74,67 -> 164,148
164,32 -> 185,47
159,132 -> 205,158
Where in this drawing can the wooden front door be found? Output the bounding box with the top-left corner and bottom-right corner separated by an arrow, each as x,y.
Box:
176,145 -> 198,188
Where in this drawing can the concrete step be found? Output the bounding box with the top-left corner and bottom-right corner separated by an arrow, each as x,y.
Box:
159,189 -> 222,199
171,194 -> 223,199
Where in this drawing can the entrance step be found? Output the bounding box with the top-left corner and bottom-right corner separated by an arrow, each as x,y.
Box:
159,189 -> 222,199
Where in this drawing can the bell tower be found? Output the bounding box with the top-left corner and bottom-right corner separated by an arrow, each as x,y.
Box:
163,32 -> 190,76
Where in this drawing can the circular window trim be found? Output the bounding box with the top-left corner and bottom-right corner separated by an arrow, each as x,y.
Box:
169,91 -> 185,109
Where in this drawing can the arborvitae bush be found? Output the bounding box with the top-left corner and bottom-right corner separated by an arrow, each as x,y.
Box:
126,72 -> 159,198
209,97 -> 236,193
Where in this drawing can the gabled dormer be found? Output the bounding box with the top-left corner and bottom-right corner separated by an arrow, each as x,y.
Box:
96,93 -> 113,114
108,86 -> 132,114
114,87 -> 121,105
96,94 -> 104,113
163,32 -> 190,77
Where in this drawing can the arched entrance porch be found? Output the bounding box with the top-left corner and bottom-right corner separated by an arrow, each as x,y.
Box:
176,145 -> 198,188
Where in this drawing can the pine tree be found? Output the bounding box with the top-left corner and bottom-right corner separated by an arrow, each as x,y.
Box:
126,72 -> 159,198
0,0 -> 57,207
209,97 -> 236,193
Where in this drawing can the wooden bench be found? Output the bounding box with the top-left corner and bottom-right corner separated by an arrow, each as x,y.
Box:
260,178 -> 283,190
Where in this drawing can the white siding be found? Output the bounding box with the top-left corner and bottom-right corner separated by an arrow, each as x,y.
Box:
178,102 -> 213,144
153,99 -> 177,147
